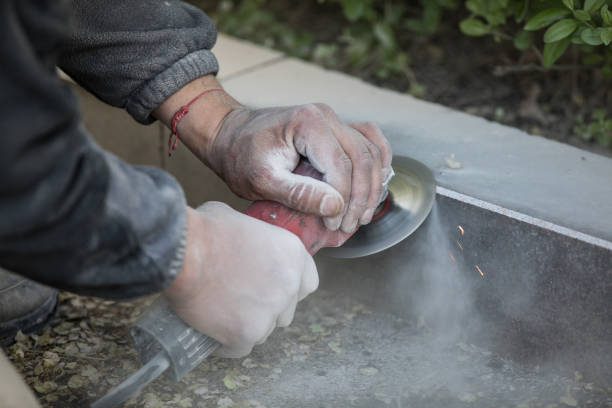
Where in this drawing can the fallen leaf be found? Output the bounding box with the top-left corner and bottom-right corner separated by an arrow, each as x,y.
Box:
223,374 -> 238,390
67,374 -> 87,389
241,358 -> 257,369
445,154 -> 463,169
559,395 -> 578,407
33,381 -> 58,394
328,341 -> 343,354
359,366 -> 379,376
217,396 -> 234,407
81,365 -> 100,382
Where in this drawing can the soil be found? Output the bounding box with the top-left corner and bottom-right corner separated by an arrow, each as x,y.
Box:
193,1 -> 612,158
4,291 -> 611,407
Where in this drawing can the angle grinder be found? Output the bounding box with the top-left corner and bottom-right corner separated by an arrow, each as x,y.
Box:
91,155 -> 435,408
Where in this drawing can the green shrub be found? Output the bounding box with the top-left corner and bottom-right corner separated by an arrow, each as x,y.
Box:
456,0 -> 612,69
206,1 -> 612,78
574,108 -> 612,146
329,0 -> 612,72
198,0 -> 612,147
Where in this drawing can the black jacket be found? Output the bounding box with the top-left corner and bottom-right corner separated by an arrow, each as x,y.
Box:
0,0 -> 219,298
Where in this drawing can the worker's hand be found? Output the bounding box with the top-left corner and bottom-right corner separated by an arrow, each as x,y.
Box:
163,203 -> 318,358
153,75 -> 392,233
204,105 -> 393,233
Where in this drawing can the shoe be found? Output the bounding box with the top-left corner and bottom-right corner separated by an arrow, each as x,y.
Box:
0,268 -> 58,347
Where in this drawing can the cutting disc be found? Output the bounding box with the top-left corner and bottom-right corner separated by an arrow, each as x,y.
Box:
320,155 -> 436,259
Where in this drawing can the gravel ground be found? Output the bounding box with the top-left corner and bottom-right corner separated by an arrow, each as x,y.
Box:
3,290 -> 612,408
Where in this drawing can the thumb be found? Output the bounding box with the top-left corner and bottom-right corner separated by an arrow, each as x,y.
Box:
263,171 -> 344,217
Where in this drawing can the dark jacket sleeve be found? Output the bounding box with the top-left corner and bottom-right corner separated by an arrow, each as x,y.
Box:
58,0 -> 219,124
0,0 -> 187,299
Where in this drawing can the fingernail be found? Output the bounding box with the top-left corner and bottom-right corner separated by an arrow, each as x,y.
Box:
360,208 -> 375,225
320,194 -> 342,217
324,215 -> 342,231
341,218 -> 358,234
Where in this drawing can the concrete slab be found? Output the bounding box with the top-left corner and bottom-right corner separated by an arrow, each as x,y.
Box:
70,84 -> 163,167
213,34 -> 283,80
222,58 -> 612,242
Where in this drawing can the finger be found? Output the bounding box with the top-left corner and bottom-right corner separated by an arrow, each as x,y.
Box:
314,104 -> 373,233
276,295 -> 298,327
291,105 -> 352,230
350,122 -> 393,180
260,170 -> 344,217
255,321 -> 278,345
298,252 -> 318,301
357,137 -> 383,225
214,344 -> 253,359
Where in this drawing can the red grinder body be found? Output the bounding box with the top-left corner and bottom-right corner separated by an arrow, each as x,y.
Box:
244,160 -> 354,255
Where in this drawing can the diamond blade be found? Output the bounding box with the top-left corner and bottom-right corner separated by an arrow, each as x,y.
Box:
320,155 -> 436,259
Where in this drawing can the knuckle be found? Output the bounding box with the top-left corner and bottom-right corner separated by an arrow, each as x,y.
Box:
239,320 -> 268,344
350,197 -> 369,212
358,146 -> 374,170
367,140 -> 383,165
338,154 -> 353,175
313,103 -> 333,116
305,272 -> 319,295
282,271 -> 302,298
364,121 -> 382,134
296,103 -> 323,122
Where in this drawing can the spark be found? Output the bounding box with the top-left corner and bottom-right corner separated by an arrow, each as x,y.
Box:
458,225 -> 465,235
456,240 -> 463,251
449,252 -> 456,262
475,265 -> 484,277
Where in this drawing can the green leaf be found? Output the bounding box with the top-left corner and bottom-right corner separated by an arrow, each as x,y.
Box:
581,28 -> 603,45
465,0 -> 483,15
583,0 -> 606,13
542,37 -> 571,67
513,30 -> 532,50
223,374 -> 238,390
340,0 -> 367,21
373,22 -> 395,50
573,9 -> 591,22
459,18 -> 490,36
582,53 -> 604,64
484,10 -> 507,26
562,0 -> 574,10
602,5 -> 612,26
515,0 -> 530,22
543,19 -> 578,43
600,27 -> 612,45
524,8 -> 571,30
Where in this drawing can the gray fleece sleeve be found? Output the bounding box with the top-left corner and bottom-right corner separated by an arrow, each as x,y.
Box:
58,0 -> 219,124
0,0 -> 187,299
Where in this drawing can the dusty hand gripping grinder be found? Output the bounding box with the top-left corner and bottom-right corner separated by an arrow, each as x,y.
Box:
91,155 -> 435,408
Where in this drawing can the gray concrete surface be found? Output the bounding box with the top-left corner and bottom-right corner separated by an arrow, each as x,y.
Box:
213,35 -> 282,80
73,85 -> 163,168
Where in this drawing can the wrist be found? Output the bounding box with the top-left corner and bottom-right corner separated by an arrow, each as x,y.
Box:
153,75 -> 243,161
